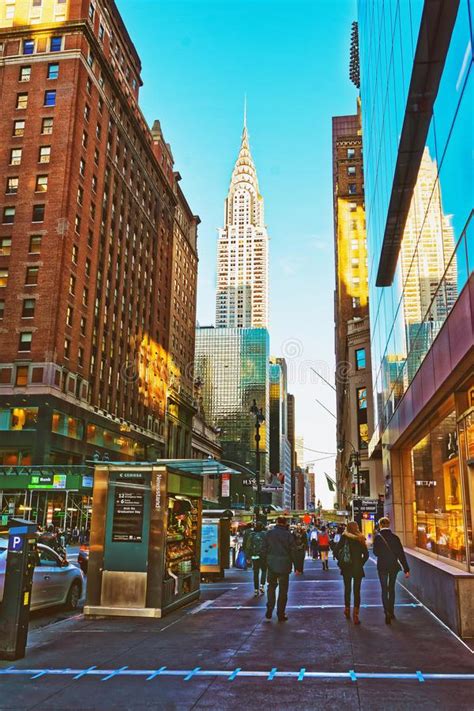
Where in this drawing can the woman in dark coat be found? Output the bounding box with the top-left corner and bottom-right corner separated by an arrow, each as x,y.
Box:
335,521 -> 369,625
292,525 -> 307,574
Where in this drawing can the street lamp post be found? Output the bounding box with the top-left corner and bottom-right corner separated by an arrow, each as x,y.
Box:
250,399 -> 265,520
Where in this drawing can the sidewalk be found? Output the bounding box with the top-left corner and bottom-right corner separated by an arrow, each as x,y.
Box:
0,557 -> 473,710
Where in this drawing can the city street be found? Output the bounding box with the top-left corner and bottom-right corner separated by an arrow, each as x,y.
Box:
1,557 -> 472,710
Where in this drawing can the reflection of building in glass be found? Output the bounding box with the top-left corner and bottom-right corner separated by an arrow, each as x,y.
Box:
194,327 -> 269,504
359,0 -> 474,635
216,116 -> 269,329
401,148 -> 458,381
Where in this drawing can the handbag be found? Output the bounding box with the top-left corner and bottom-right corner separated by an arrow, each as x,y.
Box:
234,547 -> 248,570
378,532 -> 402,569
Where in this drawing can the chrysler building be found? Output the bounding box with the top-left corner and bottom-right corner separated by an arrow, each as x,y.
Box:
215,115 -> 269,328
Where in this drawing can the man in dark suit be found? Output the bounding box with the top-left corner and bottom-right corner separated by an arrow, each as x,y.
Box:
373,516 -> 410,624
262,517 -> 296,622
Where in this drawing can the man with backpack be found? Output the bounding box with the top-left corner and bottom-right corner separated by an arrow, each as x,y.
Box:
373,516 -> 410,624
247,521 -> 267,595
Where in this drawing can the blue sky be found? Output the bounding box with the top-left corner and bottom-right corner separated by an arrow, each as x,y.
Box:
117,0 -> 358,505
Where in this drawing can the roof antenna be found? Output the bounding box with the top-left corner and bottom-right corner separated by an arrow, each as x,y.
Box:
243,93 -> 247,129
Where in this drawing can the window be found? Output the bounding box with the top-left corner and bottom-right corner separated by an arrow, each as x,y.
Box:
19,66 -> 31,82
64,338 -> 70,359
47,63 -> 59,79
29,235 -> 42,253
348,183 -> 357,195
96,123 -> 101,140
94,148 -> 99,165
15,366 -> 28,386
22,298 -> 35,318
23,40 -> 34,55
51,411 -> 84,440
35,175 -> 48,192
25,266 -> 39,285
85,257 -> 91,277
99,23 -> 105,41
10,148 -> 22,165
16,93 -> 28,109
79,158 -> 86,176
32,204 -> 45,222
13,119 -> 25,136
50,36 -> 62,52
80,316 -> 86,335
349,202 -> 357,212
0,300 -> 4,319
98,96 -> 103,114
412,410 -> 467,564
77,185 -> 83,204
66,305 -> 73,326
78,346 -> 84,366
352,296 -> 360,309
87,52 -> 94,68
74,215 -> 81,233
82,287 -> 88,305
0,269 -> 8,287
357,387 -> 367,410
19,332 -> 32,352
347,166 -> 356,176
44,90 -> 56,107
355,348 -> 366,370
39,146 -> 51,163
88,3 -> 95,20
84,103 -> 90,121
347,148 -> 355,159
6,177 -> 19,194
3,207 -> 15,224
0,238 -> 11,256
91,175 -> 97,192
69,274 -> 76,294
72,244 -> 78,263
82,130 -> 88,148
41,117 -> 53,134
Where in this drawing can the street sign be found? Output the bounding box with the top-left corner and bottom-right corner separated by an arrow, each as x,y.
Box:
8,534 -> 24,553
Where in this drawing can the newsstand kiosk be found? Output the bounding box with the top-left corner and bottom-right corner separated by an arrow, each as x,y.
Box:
85,462 -> 203,618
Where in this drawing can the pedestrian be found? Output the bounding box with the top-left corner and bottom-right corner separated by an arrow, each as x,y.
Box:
318,525 -> 330,571
373,516 -> 410,624
310,527 -> 319,559
292,524 -> 307,575
262,516 -> 296,622
335,521 -> 369,625
248,521 -> 267,596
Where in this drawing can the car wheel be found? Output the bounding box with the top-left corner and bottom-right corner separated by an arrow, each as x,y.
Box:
66,580 -> 82,610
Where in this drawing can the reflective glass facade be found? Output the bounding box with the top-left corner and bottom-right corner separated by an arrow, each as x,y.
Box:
194,327 -> 270,476
358,0 -> 474,435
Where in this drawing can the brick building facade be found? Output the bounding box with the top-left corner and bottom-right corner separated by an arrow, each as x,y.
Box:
0,0 -> 198,463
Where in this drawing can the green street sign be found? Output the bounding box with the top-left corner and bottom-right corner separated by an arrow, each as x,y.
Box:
1,515 -> 8,526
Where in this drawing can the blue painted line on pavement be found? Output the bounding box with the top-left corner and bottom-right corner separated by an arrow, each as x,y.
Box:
102,666 -> 128,681
146,666 -> 167,681
73,665 -> 97,679
0,668 -> 473,682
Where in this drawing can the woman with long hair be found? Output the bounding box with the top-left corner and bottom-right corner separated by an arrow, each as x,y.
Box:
335,521 -> 369,625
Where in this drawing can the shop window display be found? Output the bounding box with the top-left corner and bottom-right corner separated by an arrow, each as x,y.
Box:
412,410 -> 466,564
165,495 -> 199,600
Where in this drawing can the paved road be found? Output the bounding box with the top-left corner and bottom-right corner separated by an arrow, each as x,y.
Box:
1,557 -> 473,710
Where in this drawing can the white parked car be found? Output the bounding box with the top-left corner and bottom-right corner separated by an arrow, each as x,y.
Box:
0,538 -> 85,611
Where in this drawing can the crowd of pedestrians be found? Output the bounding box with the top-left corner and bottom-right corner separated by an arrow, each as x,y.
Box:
240,515 -> 410,625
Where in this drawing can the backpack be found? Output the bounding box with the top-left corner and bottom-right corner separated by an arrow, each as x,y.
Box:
250,532 -> 265,557
338,539 -> 352,566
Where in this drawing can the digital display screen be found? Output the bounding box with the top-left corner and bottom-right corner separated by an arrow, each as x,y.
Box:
201,522 -> 219,567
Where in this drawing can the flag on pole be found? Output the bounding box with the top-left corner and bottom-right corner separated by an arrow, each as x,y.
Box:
325,473 -> 336,492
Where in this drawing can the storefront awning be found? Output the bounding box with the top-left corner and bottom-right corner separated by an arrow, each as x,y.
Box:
156,459 -> 240,477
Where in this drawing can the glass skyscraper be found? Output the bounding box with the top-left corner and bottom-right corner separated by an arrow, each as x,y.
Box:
194,327 -> 270,506
358,0 -> 474,636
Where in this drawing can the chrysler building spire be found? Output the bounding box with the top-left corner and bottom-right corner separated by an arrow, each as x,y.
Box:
215,113 -> 269,329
